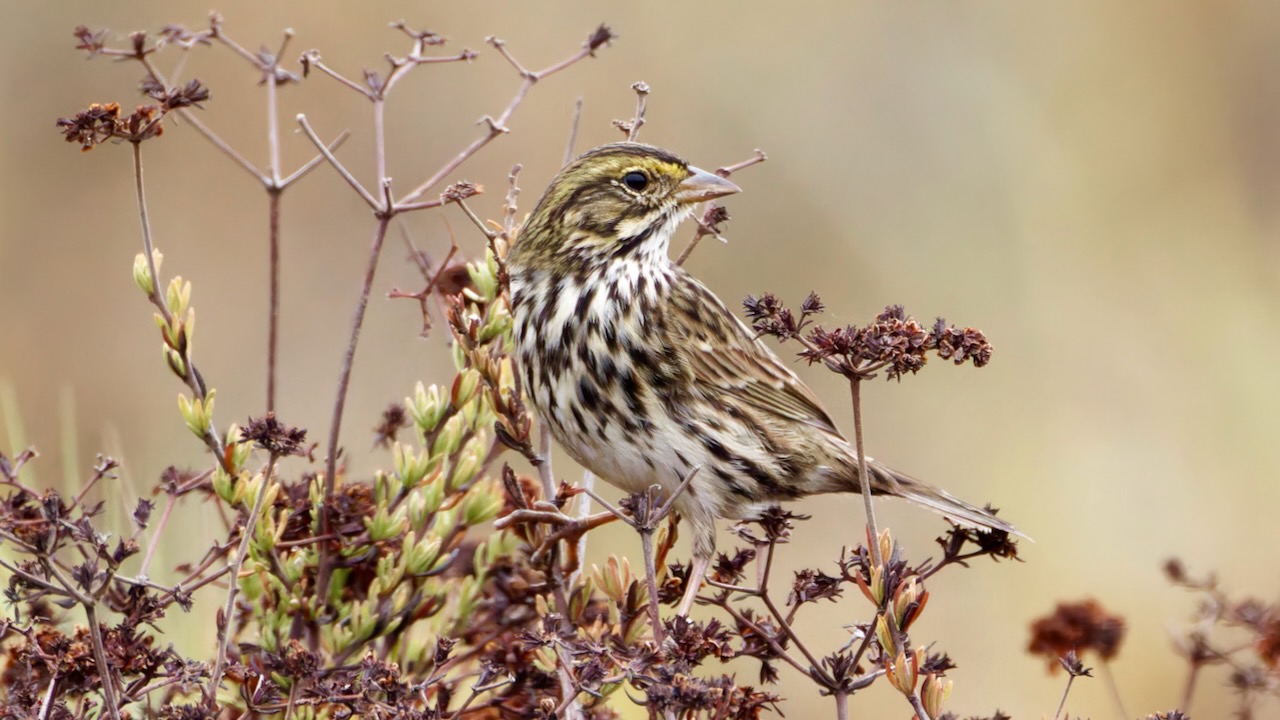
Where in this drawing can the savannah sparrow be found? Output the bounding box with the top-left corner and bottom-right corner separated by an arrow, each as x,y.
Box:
508,143 -> 1017,615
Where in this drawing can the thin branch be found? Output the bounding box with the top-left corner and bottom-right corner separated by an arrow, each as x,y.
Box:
266,189 -> 281,413
131,142 -> 229,469
317,217 -> 393,596
84,605 -> 122,720
208,18 -> 269,70
400,27 -> 609,205
716,149 -> 768,177
452,198 -> 498,241
850,379 -> 883,570
265,55 -> 283,186
1181,661 -> 1200,714
208,458 -> 276,706
1099,660 -> 1129,720
563,97 -> 583,167
300,52 -> 374,99
297,114 -> 381,211
675,150 -> 765,265
908,692 -> 932,720
626,81 -> 649,142
394,198 -> 448,214
137,490 -> 177,578
138,55 -> 265,183
280,130 -> 351,188
1054,674 -> 1077,720
502,164 -> 522,239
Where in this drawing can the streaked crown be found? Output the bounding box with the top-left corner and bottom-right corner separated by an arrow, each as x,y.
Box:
511,143 -> 739,271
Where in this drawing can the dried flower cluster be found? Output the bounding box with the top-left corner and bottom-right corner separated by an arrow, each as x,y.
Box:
1027,598 -> 1127,669
1163,559 -> 1280,717
744,297 -> 993,381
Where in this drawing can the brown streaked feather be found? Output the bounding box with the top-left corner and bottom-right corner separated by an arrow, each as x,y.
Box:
666,271 -> 840,436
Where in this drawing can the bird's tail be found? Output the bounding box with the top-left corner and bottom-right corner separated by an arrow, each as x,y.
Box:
862,460 -> 1024,538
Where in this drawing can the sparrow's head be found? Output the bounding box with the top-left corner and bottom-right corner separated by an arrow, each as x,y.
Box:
511,143 -> 740,271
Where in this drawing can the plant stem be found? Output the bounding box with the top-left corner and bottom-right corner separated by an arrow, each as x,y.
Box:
1100,660 -> 1128,720
834,690 -> 848,720
1181,661 -> 1199,714
318,217 -> 391,598
849,379 -> 882,569
207,459 -> 276,707
640,525 -> 664,645
908,692 -> 932,720
267,188 -> 281,412
266,62 -> 281,413
137,491 -> 177,578
83,604 -> 122,720
131,142 -> 230,471
1054,674 -> 1076,720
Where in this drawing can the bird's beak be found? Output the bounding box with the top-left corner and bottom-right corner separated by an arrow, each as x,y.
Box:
676,166 -> 741,205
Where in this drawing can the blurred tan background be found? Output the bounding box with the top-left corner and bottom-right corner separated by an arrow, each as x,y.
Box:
3,1 -> 1280,717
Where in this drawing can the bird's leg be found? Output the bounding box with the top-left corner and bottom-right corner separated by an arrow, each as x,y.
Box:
676,548 -> 712,617
676,519 -> 717,617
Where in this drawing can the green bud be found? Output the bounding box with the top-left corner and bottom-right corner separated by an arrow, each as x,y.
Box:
282,551 -> 306,584
165,276 -> 192,316
132,249 -> 162,296
467,256 -> 499,301
448,440 -> 483,491
419,469 -> 446,516
451,576 -> 479,628
407,381 -> 448,434
497,357 -> 516,395
164,347 -> 187,379
406,486 -> 430,528
461,480 -> 503,526
451,340 -> 466,372
921,673 -> 953,719
328,568 -> 350,606
177,390 -> 215,439
432,414 -> 466,458
365,504 -> 408,542
226,423 -> 251,473
477,310 -> 512,344
875,614 -> 896,658
451,368 -> 481,409
405,533 -> 442,575
376,548 -> 403,590
212,467 -> 236,505
393,442 -> 431,490
433,508 -> 458,542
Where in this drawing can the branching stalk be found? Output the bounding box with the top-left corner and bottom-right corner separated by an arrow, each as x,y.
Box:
207,457 -> 277,707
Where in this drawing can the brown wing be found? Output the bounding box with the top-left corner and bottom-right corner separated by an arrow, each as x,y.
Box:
665,272 -> 841,435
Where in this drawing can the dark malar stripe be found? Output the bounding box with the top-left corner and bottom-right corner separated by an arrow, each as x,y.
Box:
612,219 -> 660,257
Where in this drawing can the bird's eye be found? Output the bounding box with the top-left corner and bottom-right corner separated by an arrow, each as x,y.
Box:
622,171 -> 649,192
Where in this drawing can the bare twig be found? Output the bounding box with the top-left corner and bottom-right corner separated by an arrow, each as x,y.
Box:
564,97 -> 583,166
675,149 -> 765,265
84,605 -> 122,720
850,379 -> 882,570
131,142 -> 230,472
626,81 -> 649,142
716,149 -> 767,177
207,460 -> 276,707
296,115 -> 380,210
137,490 -> 178,578
319,217 -> 392,551
399,25 -> 612,205
1054,674 -> 1077,720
